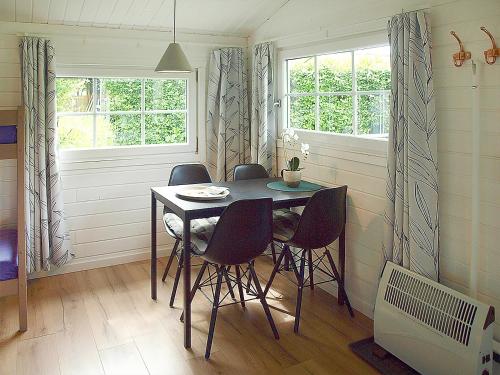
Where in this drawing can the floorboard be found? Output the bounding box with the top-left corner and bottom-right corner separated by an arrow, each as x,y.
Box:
0,256 -> 377,375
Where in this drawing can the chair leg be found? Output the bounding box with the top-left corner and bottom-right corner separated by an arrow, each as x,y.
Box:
170,252 -> 184,307
264,249 -> 287,296
235,265 -> 246,308
324,249 -> 354,317
294,250 -> 306,333
245,261 -> 254,293
283,245 -> 290,271
180,261 -> 208,322
205,266 -> 224,360
270,242 -> 277,264
223,267 -> 236,299
249,262 -> 279,340
162,239 -> 180,282
307,249 -> 314,290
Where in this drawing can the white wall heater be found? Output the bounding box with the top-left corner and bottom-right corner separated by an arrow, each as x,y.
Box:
374,262 -> 495,375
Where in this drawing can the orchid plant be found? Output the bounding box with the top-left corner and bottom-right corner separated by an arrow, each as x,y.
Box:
282,128 -> 310,171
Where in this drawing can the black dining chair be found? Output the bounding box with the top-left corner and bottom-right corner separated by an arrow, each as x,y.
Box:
162,164 -> 227,307
264,186 -> 354,333
182,198 -> 279,359
233,163 -> 269,181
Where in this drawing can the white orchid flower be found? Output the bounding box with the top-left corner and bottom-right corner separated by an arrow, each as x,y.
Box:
293,133 -> 299,140
301,143 -> 310,156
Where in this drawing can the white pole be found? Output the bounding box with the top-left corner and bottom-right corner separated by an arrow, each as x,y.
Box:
470,59 -> 480,299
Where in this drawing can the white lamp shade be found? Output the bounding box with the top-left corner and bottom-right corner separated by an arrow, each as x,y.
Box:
155,42 -> 192,73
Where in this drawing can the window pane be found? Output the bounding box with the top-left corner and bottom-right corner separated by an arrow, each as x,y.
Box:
145,113 -> 187,145
355,46 -> 391,91
357,93 -> 390,135
318,52 -> 352,92
319,95 -> 353,134
57,115 -> 94,149
145,79 -> 187,110
289,96 -> 315,130
97,79 -> 141,112
288,57 -> 315,93
56,78 -> 94,112
96,114 -> 141,147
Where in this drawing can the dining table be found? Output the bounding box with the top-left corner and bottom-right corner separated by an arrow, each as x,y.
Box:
150,177 -> 347,349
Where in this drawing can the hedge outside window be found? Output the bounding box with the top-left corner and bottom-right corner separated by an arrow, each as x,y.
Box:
285,46 -> 390,136
56,77 -> 188,149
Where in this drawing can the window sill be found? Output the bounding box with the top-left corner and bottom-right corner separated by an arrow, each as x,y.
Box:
59,143 -> 197,164
282,128 -> 388,157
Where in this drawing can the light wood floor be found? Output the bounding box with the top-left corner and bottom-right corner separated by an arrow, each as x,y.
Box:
0,256 -> 378,375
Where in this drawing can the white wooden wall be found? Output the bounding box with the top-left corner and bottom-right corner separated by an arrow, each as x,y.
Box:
0,22 -> 247,274
252,0 -> 500,339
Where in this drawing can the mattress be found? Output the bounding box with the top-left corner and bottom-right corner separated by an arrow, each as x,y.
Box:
0,229 -> 18,281
0,125 -> 17,144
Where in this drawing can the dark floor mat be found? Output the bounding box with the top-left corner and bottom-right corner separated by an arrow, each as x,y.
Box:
349,337 -> 419,375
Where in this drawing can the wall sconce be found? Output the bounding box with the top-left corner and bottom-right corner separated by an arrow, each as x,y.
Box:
480,27 -> 499,65
450,31 -> 471,67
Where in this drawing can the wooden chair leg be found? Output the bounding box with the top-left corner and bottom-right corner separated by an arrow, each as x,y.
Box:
270,242 -> 277,264
264,249 -> 287,296
325,249 -> 354,317
307,249 -> 314,290
162,239 -> 180,282
235,265 -> 245,308
249,262 -> 279,340
169,252 -> 184,307
294,251 -> 306,333
283,245 -> 290,271
205,267 -> 224,360
181,261 -> 208,322
223,267 -> 236,299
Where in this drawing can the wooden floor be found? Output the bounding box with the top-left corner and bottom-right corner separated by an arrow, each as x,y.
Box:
0,256 -> 378,375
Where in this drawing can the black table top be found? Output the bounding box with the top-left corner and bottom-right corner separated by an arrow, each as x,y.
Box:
152,178 -> 326,220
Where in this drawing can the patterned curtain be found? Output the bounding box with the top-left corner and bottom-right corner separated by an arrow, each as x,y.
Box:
383,11 -> 439,281
207,48 -> 250,181
251,42 -> 276,175
20,37 -> 71,273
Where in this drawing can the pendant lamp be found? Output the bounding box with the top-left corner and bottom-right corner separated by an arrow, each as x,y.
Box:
155,0 -> 192,72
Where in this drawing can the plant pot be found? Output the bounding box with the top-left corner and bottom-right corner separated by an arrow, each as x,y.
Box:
281,170 -> 301,188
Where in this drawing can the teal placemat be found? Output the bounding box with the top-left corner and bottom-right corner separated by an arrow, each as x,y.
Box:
267,180 -> 322,192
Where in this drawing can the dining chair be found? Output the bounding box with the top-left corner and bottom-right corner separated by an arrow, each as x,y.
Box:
182,198 -> 279,359
264,186 -> 354,333
162,164 -> 228,307
233,163 -> 269,181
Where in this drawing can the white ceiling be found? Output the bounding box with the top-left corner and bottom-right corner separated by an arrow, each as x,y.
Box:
0,0 -> 290,36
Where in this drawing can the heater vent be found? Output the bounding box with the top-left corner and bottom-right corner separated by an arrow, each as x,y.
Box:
384,268 -> 477,346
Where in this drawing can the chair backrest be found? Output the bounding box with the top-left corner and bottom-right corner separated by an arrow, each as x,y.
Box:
202,198 -> 273,265
290,186 -> 347,249
233,163 -> 269,181
168,164 -> 212,186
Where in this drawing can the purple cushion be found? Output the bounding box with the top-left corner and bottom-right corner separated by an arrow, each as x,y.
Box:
0,126 -> 17,144
0,229 -> 18,281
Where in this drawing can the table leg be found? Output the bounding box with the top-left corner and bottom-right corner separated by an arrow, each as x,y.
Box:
183,218 -> 192,348
338,226 -> 346,305
151,192 -> 157,300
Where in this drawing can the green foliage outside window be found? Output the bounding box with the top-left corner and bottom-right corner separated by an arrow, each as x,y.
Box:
56,77 -> 188,149
287,47 -> 391,135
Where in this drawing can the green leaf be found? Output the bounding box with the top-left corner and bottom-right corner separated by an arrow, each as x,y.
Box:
289,156 -> 300,171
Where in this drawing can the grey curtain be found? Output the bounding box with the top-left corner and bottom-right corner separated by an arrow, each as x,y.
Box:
383,11 -> 439,281
251,42 -> 276,175
207,48 -> 250,181
21,37 -> 71,273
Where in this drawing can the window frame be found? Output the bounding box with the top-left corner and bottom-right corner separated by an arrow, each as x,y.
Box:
56,71 -> 197,160
278,31 -> 390,148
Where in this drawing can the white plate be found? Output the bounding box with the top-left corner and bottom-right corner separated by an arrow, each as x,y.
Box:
176,186 -> 230,201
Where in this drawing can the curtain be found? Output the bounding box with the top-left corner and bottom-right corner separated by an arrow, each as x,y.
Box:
21,37 -> 71,273
383,11 -> 439,281
251,42 -> 276,175
207,48 -> 250,181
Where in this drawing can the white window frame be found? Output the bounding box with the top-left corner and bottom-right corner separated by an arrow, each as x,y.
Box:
277,31 -> 390,152
56,70 -> 197,161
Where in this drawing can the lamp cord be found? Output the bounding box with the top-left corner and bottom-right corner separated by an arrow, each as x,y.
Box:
173,0 -> 176,43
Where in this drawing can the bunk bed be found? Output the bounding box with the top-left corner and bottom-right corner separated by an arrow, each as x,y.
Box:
0,107 -> 27,331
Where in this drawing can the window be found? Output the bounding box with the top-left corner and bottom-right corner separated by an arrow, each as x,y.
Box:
285,46 -> 390,137
56,77 -> 190,149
